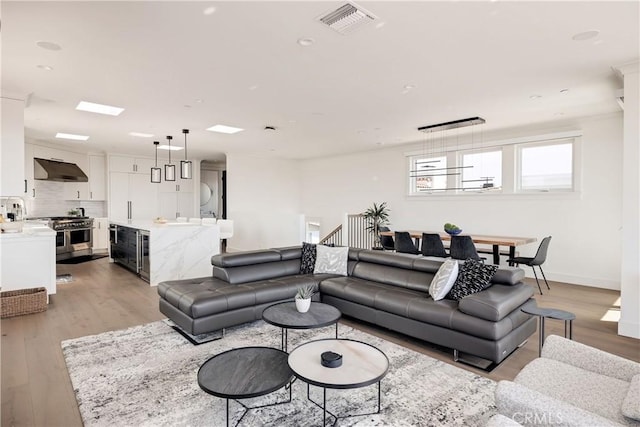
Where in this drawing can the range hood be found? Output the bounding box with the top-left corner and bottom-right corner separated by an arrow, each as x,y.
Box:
34,158 -> 88,182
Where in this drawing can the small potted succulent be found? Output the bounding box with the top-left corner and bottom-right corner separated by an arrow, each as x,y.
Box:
295,284 -> 315,313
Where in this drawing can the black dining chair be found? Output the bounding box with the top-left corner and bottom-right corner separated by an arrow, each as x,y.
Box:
449,235 -> 484,261
421,233 -> 448,258
394,231 -> 419,254
378,226 -> 395,251
508,236 -> 552,295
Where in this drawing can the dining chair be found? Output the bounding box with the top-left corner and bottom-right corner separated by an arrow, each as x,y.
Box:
449,235 -> 484,261
507,236 -> 552,295
378,226 -> 395,251
394,231 -> 419,254
421,233 -> 448,258
217,219 -> 234,252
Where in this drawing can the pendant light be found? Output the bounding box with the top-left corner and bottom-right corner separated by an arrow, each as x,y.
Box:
151,141 -> 161,183
165,135 -> 176,181
180,128 -> 192,179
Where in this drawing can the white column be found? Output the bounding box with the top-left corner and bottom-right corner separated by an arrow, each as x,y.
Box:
616,61 -> 640,339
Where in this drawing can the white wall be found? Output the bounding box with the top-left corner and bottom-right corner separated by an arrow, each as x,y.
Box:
299,113 -> 624,290
226,153 -> 304,251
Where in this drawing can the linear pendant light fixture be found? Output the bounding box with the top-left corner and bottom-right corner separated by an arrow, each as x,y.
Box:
180,129 -> 192,179
151,141 -> 161,183
418,117 -> 485,133
165,135 -> 176,181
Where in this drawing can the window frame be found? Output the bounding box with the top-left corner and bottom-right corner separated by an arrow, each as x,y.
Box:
457,146 -> 504,193
515,138 -> 576,193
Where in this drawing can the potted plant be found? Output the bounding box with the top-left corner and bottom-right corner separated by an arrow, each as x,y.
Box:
362,202 -> 391,250
295,285 -> 315,313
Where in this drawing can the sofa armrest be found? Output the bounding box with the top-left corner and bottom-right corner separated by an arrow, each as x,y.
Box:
542,335 -> 640,382
495,381 -> 622,427
458,283 -> 534,321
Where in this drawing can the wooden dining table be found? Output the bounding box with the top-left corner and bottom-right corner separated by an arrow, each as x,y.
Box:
380,230 -> 537,265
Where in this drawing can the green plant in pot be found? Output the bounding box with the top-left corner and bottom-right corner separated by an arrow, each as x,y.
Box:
362,202 -> 391,250
295,284 -> 315,313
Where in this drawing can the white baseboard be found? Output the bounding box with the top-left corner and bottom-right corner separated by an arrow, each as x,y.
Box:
618,321 -> 640,339
522,270 -> 620,291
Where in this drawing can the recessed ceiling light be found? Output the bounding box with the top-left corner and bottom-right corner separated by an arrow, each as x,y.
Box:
403,84 -> 416,90
36,41 -> 61,51
195,98 -> 204,103
76,101 -> 124,116
129,132 -> 154,138
375,22 -> 386,29
158,145 -> 184,151
572,30 -> 599,41
206,124 -> 244,134
297,38 -> 315,46
203,6 -> 216,15
560,89 -> 569,94
56,132 -> 89,141
248,85 -> 259,91
529,94 -> 542,100
36,65 -> 53,71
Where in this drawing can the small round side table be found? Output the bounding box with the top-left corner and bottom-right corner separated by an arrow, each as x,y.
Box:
522,305 -> 576,357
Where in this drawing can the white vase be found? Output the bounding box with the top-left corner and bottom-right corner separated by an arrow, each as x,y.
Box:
295,298 -> 311,313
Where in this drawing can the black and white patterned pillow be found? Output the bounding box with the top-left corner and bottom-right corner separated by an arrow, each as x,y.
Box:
300,242 -> 317,274
446,259 -> 498,301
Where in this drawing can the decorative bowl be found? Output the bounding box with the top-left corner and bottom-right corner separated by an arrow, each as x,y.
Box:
445,228 -> 462,236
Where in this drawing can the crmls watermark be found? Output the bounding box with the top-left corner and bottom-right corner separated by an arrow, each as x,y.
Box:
512,412 -> 564,425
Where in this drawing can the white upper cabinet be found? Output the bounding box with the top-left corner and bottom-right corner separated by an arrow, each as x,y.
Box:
88,154 -> 106,200
109,155 -> 155,174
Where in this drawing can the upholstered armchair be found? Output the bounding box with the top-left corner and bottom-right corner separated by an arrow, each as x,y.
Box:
493,335 -> 640,426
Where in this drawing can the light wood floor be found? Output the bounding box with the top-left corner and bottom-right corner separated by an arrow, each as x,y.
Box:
2,257 -> 638,426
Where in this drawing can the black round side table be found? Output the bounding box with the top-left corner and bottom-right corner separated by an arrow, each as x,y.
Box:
522,305 -> 576,357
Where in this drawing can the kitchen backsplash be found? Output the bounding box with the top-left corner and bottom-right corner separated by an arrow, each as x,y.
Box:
26,181 -> 107,218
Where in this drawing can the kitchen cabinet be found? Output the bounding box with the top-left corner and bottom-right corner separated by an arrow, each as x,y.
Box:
109,172 -> 158,220
109,224 -> 139,272
158,178 -> 194,219
1,97 -> 25,197
109,155 -> 155,174
0,225 -> 56,297
88,155 -> 106,200
92,217 -> 109,252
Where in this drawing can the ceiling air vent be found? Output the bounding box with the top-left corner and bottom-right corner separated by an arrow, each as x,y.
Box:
317,2 -> 378,35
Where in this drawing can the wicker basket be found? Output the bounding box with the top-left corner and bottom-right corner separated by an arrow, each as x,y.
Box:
1,287 -> 47,318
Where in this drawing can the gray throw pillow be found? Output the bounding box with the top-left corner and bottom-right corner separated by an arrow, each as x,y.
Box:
446,259 -> 498,301
314,245 -> 348,276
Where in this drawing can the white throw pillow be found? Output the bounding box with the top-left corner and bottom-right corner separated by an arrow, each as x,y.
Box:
314,245 -> 349,276
429,258 -> 459,301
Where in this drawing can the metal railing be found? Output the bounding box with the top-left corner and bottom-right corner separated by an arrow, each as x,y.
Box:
319,214 -> 374,249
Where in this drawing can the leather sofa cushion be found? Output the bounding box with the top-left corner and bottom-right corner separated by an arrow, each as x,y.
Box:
273,246 -> 302,261
212,249 -> 282,267
458,283 -> 534,321
351,261 -> 434,293
213,259 -> 300,284
491,267 -> 525,286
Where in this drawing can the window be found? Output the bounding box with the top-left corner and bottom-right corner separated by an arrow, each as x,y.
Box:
518,140 -> 573,191
461,149 -> 502,191
409,155 -> 447,194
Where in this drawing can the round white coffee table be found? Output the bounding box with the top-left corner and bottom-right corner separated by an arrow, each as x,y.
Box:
288,338 -> 389,426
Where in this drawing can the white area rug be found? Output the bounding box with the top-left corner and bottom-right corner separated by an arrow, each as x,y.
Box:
62,320 -> 497,426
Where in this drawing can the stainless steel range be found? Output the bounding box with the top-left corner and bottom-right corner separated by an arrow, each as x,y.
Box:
29,216 -> 94,261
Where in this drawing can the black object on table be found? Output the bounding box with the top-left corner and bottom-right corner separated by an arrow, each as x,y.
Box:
197,346 -> 293,427
521,305 -> 576,357
262,301 -> 341,352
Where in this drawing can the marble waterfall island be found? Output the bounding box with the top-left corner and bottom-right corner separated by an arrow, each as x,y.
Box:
109,220 -> 220,286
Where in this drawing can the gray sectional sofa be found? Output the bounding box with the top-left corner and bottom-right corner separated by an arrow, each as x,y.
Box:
158,246 -> 537,364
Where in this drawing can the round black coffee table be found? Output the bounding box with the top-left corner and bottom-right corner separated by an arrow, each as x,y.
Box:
262,301 -> 341,352
197,346 -> 293,427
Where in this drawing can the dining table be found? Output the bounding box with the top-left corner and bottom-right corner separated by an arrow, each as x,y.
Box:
379,230 -> 537,265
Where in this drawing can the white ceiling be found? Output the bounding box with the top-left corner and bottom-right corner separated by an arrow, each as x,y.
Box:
2,1 -> 638,162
